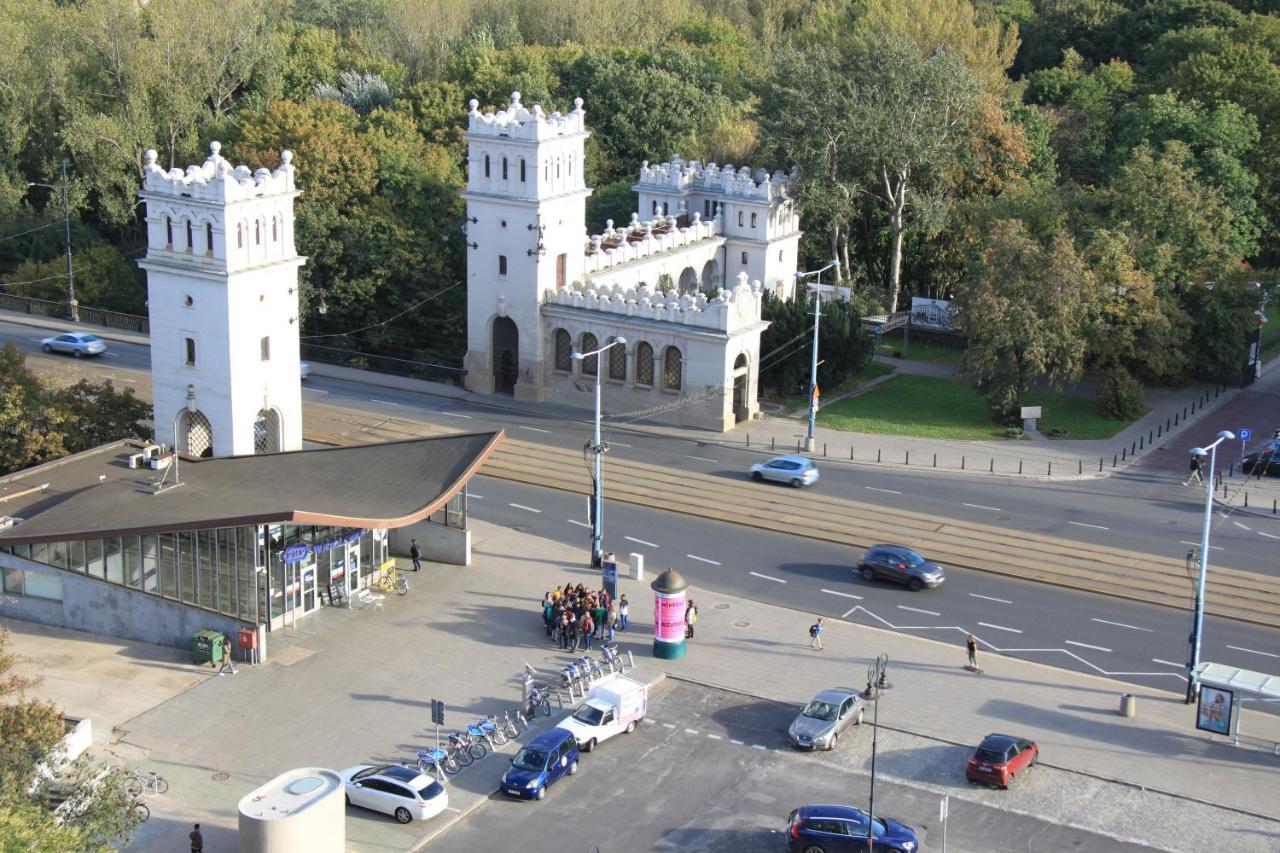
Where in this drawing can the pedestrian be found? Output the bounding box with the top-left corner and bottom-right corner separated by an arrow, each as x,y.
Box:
809,617 -> 824,650
965,633 -> 978,668
1184,454 -> 1204,486
409,539 -> 421,571
619,595 -> 630,630
608,602 -> 619,642
558,611 -> 571,650
217,636 -> 238,676
594,599 -> 607,639
542,595 -> 555,637
685,599 -> 698,639
190,823 -> 204,853
568,611 -> 580,652
582,612 -> 594,650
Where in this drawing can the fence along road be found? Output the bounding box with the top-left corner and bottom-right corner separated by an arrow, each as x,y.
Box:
302,403 -> 1280,631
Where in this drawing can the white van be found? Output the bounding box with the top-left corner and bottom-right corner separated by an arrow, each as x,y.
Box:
557,675 -> 648,752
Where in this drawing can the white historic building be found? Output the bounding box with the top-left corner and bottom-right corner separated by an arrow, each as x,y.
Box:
138,142 -> 305,456
462,92 -> 802,430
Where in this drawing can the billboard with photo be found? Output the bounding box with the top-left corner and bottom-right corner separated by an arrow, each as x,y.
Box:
1195,685 -> 1234,735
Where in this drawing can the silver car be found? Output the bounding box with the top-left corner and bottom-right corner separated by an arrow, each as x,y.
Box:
749,455 -> 819,488
40,332 -> 106,358
788,688 -> 865,750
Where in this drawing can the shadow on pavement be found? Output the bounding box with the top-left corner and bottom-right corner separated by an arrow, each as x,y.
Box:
655,826 -> 784,851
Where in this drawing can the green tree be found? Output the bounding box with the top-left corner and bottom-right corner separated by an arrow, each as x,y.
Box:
758,293 -> 872,396
54,380 -> 153,451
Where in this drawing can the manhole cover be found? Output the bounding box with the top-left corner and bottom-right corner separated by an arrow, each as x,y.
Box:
734,620 -> 751,628
714,603 -> 730,610
212,771 -> 230,782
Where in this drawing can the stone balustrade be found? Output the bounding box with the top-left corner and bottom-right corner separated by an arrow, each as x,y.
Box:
583,212 -> 721,274
545,273 -> 764,332
142,143 -> 295,203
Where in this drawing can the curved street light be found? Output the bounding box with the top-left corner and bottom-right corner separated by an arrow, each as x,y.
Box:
573,336 -> 627,597
1186,429 -> 1234,703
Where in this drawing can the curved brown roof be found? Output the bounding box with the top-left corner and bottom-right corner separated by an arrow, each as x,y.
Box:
0,431 -> 504,544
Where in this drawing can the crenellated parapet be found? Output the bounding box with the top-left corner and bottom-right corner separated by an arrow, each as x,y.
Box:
466,91 -> 587,142
545,272 -> 764,332
583,212 -> 722,274
141,142 -> 296,203
635,155 -> 794,202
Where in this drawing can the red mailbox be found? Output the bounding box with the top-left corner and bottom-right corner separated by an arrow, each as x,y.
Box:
237,627 -> 257,650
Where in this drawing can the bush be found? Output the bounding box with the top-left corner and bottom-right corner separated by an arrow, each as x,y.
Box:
1099,366 -> 1146,420
1004,426 -> 1024,438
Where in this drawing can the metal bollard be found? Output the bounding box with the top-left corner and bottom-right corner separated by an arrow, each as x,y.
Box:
1175,412 -> 1180,425
824,442 -> 827,457
933,453 -> 937,467
989,458 -> 994,473
962,455 -> 966,470
850,447 -> 854,461
906,451 -> 910,465
1158,424 -> 1162,437
1048,462 -> 1052,476
1140,436 -> 1144,450
796,439 -> 801,452
1273,499 -> 1276,515
1018,460 -> 1023,474
746,433 -> 750,447
1132,441 -> 1136,454
1122,447 -> 1127,460
1113,453 -> 1118,467
1245,492 -> 1249,508
1167,418 -> 1171,430
1080,460 -> 1084,474
1149,429 -> 1154,443
878,449 -> 882,463
1192,401 -> 1197,414
771,436 -> 775,451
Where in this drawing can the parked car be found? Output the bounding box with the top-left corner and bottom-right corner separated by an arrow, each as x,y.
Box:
499,727 -> 579,801
340,763 -> 448,823
300,361 -> 311,380
787,804 -> 919,852
856,545 -> 945,592
1241,439 -> 1280,477
557,674 -> 647,752
750,455 -> 820,488
40,332 -> 106,358
787,688 -> 864,751
965,733 -> 1039,788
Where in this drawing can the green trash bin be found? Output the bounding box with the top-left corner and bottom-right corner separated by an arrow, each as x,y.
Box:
192,630 -> 225,666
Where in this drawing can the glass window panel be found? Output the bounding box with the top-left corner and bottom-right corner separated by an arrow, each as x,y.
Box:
269,554 -> 284,621
218,529 -> 235,616
122,537 -> 142,589
47,540 -> 70,570
159,534 -> 177,599
67,540 -> 86,573
197,530 -> 215,610
9,543 -> 29,561
179,532 -> 196,604
2,567 -> 23,594
104,539 -> 123,584
30,541 -> 49,566
85,539 -> 104,579
141,534 -> 159,593
24,571 -> 62,600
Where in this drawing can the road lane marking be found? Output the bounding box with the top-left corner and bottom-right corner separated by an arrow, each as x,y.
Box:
842,607 -> 859,618
686,455 -> 717,463
441,412 -> 473,419
750,571 -> 786,583
625,536 -> 658,548
1179,540 -> 1222,550
706,734 -> 721,740
662,723 -> 675,729
1067,521 -> 1109,530
730,739 -> 744,745
897,606 -> 940,616
1233,521 -> 1252,530
1258,531 -> 1280,540
969,593 -> 1012,604
370,399 -> 400,406
609,441 -> 632,448
568,519 -> 591,528
686,554 -> 721,565
685,728 -> 700,735
865,486 -> 901,495
469,494 -> 483,500
305,387 -> 328,394
751,744 -> 767,751
1066,640 -> 1112,653
821,589 -> 862,600
978,622 -> 1022,634
1228,645 -> 1279,659
963,503 -> 1002,512
520,426 -> 551,434
1091,618 -> 1151,632
509,503 -> 541,513
1152,658 -> 1184,668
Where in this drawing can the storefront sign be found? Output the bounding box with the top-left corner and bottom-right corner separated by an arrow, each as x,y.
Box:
281,530 -> 366,564
1196,686 -> 1234,735
282,545 -> 311,564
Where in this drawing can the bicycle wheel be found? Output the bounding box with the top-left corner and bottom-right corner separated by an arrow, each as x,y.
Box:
469,742 -> 487,760
539,697 -> 551,717
491,728 -> 508,746
152,776 -> 169,795
130,802 -> 150,823
396,578 -> 409,596
453,745 -> 474,767
125,777 -> 143,798
442,755 -> 460,775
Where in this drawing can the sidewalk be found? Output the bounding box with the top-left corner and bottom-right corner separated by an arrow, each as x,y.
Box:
4,518 -> 1277,852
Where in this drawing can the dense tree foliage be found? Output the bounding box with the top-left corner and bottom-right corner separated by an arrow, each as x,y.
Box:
759,292 -> 873,396
0,0 -> 1274,403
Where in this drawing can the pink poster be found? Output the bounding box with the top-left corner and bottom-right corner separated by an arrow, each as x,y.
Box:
654,591 -> 687,643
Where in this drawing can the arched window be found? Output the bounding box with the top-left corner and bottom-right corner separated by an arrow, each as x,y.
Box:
179,409 -> 214,458
554,329 -> 572,372
255,220 -> 261,245
519,159 -> 526,182
502,156 -> 508,180
253,408 -> 282,454
272,217 -> 279,242
205,223 -> 213,255
484,155 -> 491,177
636,342 -> 654,386
652,201 -> 658,215
751,212 -> 758,227
663,346 -> 682,390
185,220 -> 193,251
165,217 -> 173,248
237,223 -> 243,249
738,211 -> 744,227
608,338 -> 626,381
581,333 -> 598,376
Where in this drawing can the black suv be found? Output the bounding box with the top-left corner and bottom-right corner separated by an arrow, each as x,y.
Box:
857,544 -> 945,591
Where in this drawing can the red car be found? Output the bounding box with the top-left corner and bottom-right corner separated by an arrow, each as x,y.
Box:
965,733 -> 1038,788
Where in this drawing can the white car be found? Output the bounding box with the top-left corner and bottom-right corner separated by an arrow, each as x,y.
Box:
340,764 -> 447,824
40,332 -> 106,358
300,361 -> 311,380
749,455 -> 819,488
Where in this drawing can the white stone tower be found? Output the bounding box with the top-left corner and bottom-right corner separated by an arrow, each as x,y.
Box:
462,92 -> 591,399
137,142 -> 305,457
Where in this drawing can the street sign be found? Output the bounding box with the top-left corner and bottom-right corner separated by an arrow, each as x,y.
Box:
602,561 -> 618,584
1020,406 -> 1042,419
1239,428 -> 1252,442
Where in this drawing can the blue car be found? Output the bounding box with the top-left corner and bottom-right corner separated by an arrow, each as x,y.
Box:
787,804 -> 919,852
499,727 -> 579,801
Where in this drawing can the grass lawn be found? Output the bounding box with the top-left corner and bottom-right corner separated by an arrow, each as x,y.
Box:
817,375 -> 1138,440
872,332 -> 963,364
1260,313 -> 1280,363
778,360 -> 896,415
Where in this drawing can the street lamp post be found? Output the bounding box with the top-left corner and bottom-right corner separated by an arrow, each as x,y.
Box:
1186,430 -> 1234,703
795,261 -> 840,453
573,336 -> 626,598
27,159 -> 77,322
863,653 -> 890,844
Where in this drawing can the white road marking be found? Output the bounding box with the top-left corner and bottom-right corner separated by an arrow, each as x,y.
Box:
520,426 -> 551,434
969,593 -> 1012,604
686,554 -> 721,565
1067,521 -> 1109,530
685,728 -> 700,735
1233,521 -> 1252,530
509,503 -> 541,514
1152,658 -> 1185,668
1258,531 -> 1280,540
1179,540 -> 1222,550
568,519 -> 591,528
706,734 -> 721,740
898,605 -> 940,616
1066,640 -> 1112,653
441,412 -> 473,419
305,387 -> 328,394
625,536 -> 658,548
609,441 -> 632,448
1091,618 -> 1151,632
978,621 -> 1023,634
750,571 -> 787,583
469,494 -> 483,500
662,723 -> 676,729
751,744 -> 767,751
865,486 -> 901,495
821,589 -> 862,600
370,399 -> 399,406
1228,645 -> 1279,659
686,455 -> 717,463
730,739 -> 744,746
963,503 -> 1002,512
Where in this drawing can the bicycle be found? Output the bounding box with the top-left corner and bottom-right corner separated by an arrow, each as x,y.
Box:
478,715 -> 508,746
524,686 -> 552,718
417,747 -> 459,777
374,566 -> 409,596
125,771 -> 168,798
129,800 -> 150,823
449,729 -> 486,761
467,719 -> 503,750
499,710 -> 521,738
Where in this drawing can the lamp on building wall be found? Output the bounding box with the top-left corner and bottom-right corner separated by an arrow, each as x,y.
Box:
528,222 -> 546,257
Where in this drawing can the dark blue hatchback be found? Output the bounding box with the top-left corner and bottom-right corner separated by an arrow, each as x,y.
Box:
787,804 -> 919,852
499,727 -> 579,801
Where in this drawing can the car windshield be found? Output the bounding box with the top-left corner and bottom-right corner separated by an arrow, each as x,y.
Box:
512,748 -> 547,772
898,551 -> 925,566
79,335 -> 100,343
802,701 -> 837,722
974,747 -> 1005,763
417,780 -> 444,799
573,705 -> 604,725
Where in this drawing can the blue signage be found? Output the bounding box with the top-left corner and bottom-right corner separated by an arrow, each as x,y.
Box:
282,545 -> 311,564
1239,428 -> 1252,442
602,560 -> 618,584
281,530 -> 366,564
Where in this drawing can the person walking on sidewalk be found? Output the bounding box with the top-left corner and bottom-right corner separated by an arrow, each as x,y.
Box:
685,599 -> 699,639
619,595 -> 630,630
809,618 -> 824,650
965,633 -> 978,669
409,539 -> 421,571
1184,454 -> 1204,486
189,823 -> 204,853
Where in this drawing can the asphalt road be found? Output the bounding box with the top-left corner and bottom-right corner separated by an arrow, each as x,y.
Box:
429,680 -> 1159,853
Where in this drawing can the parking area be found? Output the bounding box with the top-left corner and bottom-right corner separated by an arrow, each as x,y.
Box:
429,679 -> 1156,853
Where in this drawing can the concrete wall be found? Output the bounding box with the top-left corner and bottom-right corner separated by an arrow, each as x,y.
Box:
390,523 -> 471,566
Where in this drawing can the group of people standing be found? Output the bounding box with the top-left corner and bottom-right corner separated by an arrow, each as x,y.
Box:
542,583 -> 630,651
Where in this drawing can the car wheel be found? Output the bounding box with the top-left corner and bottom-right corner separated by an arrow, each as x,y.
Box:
568,759 -> 578,775
790,478 -> 803,488
72,349 -> 82,358
583,738 -> 596,753
535,785 -> 546,801
751,471 -> 763,482
394,807 -> 413,824
1003,772 -> 1015,790
860,567 -> 876,582
829,731 -> 838,750
802,845 -> 827,853
908,577 -> 924,592
625,720 -> 637,734
854,708 -> 864,726
41,344 -> 52,353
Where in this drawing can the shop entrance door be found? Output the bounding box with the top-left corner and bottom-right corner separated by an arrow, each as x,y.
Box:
301,567 -> 317,614
347,540 -> 362,597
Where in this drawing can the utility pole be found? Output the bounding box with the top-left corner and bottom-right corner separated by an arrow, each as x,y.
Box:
575,337 -> 626,598
795,261 -> 839,453
1185,430 -> 1234,703
27,159 -> 77,322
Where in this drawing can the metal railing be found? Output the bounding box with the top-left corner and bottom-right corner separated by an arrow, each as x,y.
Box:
0,293 -> 150,334
300,342 -> 465,386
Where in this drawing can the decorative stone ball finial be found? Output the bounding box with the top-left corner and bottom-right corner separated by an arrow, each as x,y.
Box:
209,141 -> 222,156
573,97 -> 584,111
468,98 -> 479,113
511,91 -> 522,105
280,150 -> 293,165
144,149 -> 158,167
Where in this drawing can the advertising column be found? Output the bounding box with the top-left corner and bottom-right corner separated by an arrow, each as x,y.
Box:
650,567 -> 689,660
